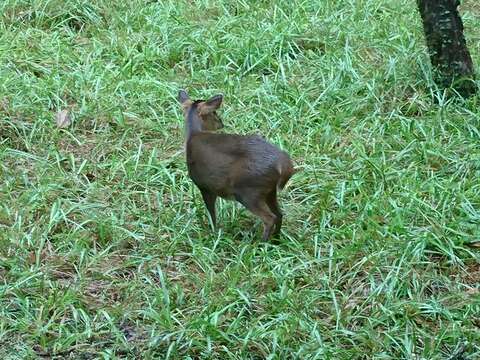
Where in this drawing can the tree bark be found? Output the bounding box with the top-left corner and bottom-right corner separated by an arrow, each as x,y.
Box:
417,0 -> 477,98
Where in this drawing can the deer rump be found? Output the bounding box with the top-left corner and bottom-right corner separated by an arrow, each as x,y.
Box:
187,132 -> 293,199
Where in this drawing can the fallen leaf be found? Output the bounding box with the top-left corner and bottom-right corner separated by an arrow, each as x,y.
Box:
0,97 -> 9,112
466,287 -> 479,295
55,109 -> 71,128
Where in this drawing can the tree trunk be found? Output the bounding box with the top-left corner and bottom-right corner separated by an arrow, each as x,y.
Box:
417,0 -> 477,98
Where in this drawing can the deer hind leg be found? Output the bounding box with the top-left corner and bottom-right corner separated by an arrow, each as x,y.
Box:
266,188 -> 282,236
234,188 -> 277,241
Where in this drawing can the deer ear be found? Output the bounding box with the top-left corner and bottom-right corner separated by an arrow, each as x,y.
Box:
199,94 -> 223,114
178,90 -> 189,104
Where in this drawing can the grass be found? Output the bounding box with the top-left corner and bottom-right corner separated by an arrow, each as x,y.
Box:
0,0 -> 479,358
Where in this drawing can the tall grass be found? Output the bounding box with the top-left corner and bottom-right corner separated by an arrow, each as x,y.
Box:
0,0 -> 479,358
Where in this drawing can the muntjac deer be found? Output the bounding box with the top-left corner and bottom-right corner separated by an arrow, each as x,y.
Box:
178,89 -> 295,241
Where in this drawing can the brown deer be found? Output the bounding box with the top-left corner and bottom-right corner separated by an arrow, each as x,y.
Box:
178,89 -> 295,241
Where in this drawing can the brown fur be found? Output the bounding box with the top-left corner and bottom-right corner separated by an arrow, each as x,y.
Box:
178,90 -> 295,241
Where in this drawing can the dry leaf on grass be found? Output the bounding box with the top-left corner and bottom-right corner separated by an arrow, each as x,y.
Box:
55,109 -> 71,128
465,287 -> 479,295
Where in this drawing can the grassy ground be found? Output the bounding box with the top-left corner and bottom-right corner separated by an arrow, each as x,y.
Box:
1,0 -> 480,358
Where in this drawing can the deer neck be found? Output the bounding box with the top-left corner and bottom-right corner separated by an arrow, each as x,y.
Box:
185,102 -> 202,141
